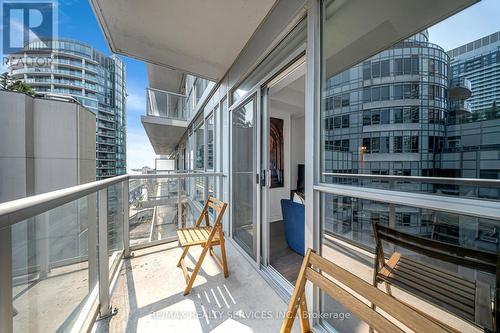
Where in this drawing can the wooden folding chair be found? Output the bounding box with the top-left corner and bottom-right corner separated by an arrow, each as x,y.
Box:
176,195 -> 229,295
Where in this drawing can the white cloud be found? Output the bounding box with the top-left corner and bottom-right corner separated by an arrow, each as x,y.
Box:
126,90 -> 146,115
126,127 -> 157,171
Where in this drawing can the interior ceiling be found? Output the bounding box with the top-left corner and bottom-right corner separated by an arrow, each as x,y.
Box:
323,0 -> 479,78
271,75 -> 305,116
147,64 -> 184,93
90,0 -> 278,81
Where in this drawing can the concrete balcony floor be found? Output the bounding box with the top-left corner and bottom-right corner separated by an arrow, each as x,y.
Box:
95,241 -> 299,333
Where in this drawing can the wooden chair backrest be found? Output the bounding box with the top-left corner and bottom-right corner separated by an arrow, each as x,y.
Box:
282,249 -> 450,333
373,223 -> 497,274
194,195 -> 227,229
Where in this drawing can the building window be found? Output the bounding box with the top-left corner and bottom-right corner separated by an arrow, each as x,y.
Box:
394,83 -> 419,99
381,60 -> 390,77
394,107 -> 419,123
447,136 -> 461,149
372,61 -> 380,78
428,136 -> 444,153
363,61 -> 371,80
429,108 -> 445,124
333,114 -> 350,128
333,139 -> 350,152
394,135 -> 419,153
394,56 -> 419,75
195,123 -> 205,169
362,136 -> 389,153
363,85 -> 390,102
207,114 -> 214,170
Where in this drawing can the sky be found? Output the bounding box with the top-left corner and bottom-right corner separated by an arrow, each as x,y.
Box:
428,0 -> 500,50
26,0 -> 500,172
55,0 -> 156,171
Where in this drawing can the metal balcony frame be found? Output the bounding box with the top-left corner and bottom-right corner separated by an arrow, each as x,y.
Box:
0,171 -> 499,332
0,172 -> 223,333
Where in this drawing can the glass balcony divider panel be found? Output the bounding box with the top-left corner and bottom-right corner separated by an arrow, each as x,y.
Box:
318,0 -> 500,331
317,185 -> 500,331
0,175 -> 129,333
127,173 -> 224,251
9,193 -> 99,332
146,88 -> 186,121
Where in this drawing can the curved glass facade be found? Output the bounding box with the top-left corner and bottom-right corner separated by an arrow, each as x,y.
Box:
8,39 -> 126,179
322,31 -> 450,178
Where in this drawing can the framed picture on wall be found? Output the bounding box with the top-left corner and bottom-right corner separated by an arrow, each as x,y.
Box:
270,117 -> 284,188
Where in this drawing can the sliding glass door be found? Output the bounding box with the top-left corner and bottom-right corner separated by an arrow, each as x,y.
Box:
231,96 -> 258,259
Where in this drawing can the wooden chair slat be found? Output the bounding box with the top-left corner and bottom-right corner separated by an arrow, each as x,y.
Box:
308,252 -> 450,333
305,268 -> 405,333
376,224 -> 497,272
394,261 -> 475,298
373,223 -> 496,331
281,249 -> 452,333
399,257 -> 475,290
380,273 -> 475,316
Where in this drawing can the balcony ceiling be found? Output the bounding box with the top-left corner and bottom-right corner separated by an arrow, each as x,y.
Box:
90,0 -> 278,81
141,116 -> 187,155
147,64 -> 184,93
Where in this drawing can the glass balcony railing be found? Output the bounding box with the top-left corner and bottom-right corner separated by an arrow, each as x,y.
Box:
0,172 -> 224,332
146,88 -> 187,121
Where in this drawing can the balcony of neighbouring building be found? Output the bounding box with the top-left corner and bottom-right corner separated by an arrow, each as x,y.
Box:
141,88 -> 188,156
449,77 -> 472,101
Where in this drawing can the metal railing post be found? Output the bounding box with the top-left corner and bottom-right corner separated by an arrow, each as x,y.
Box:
0,225 -> 13,333
37,212 -> 50,279
389,180 -> 396,244
177,178 -> 182,228
98,188 -> 114,318
123,179 -> 131,258
88,193 -> 98,290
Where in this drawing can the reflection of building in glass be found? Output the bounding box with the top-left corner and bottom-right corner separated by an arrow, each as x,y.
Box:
8,39 -> 127,179
323,30 -> 500,250
323,30 -> 450,177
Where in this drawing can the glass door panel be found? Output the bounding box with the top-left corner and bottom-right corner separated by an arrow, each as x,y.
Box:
231,98 -> 257,259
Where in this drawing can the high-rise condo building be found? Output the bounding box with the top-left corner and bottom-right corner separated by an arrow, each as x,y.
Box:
7,39 -> 126,179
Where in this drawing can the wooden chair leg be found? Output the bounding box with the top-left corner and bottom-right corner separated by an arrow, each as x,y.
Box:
184,245 -> 210,295
177,245 -> 190,267
280,249 -> 312,333
298,294 -> 311,333
219,229 -> 229,278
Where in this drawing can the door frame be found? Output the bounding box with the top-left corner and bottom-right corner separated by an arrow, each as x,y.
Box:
228,45 -> 307,271
260,55 -> 306,284
229,90 -> 262,268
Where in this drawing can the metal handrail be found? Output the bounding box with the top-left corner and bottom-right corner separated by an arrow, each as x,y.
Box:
314,183 -> 500,222
0,175 -> 128,229
322,172 -> 500,188
128,172 -> 224,179
0,172 -> 224,229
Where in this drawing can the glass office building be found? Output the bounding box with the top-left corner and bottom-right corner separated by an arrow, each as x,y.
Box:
322,30 -> 450,178
8,39 -> 127,179
448,31 -> 500,114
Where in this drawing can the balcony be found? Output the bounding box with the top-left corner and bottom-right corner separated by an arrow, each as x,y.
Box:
449,99 -> 472,115
141,89 -> 188,156
0,170 -> 499,333
0,173 -> 295,332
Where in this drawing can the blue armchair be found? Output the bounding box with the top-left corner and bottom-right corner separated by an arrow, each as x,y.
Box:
280,199 -> 305,256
